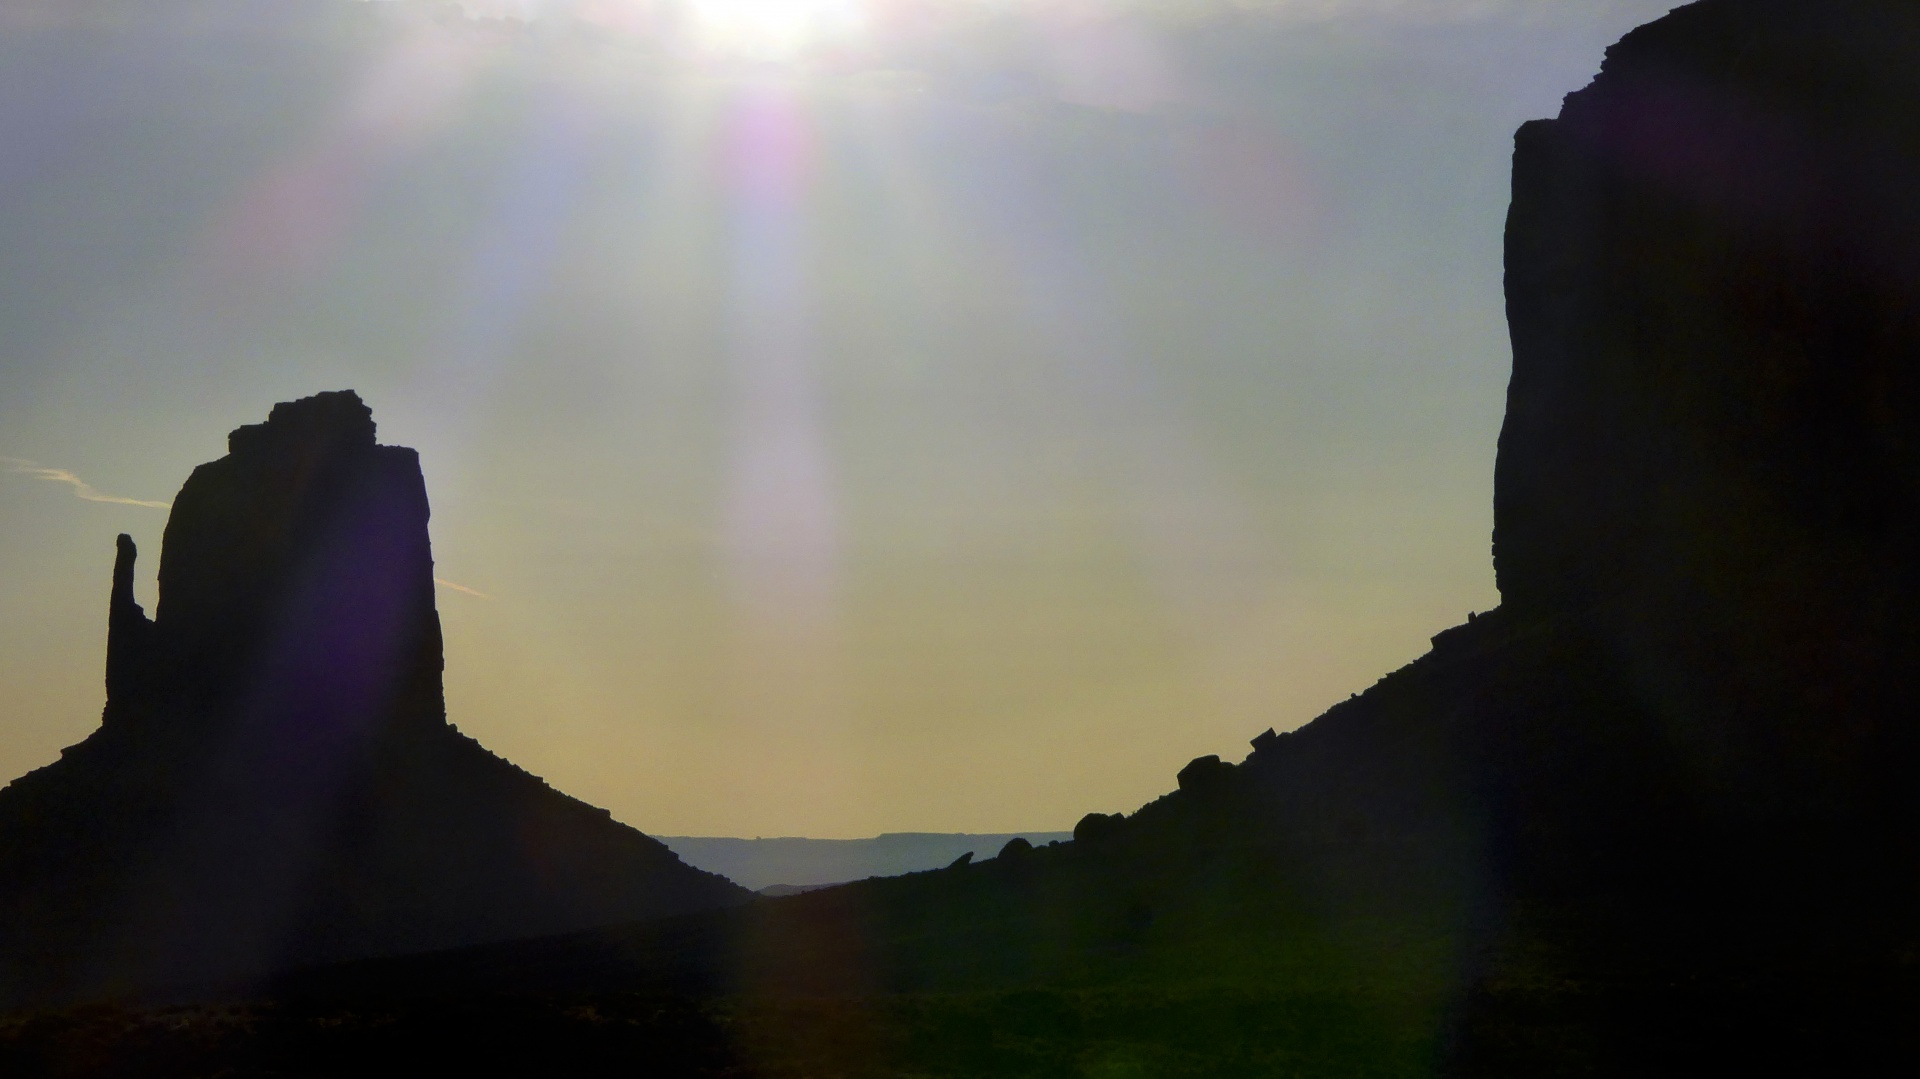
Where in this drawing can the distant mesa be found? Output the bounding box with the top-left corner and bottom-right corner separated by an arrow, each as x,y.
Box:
756,883 -> 838,898
656,832 -> 1074,891
0,390 -> 748,1007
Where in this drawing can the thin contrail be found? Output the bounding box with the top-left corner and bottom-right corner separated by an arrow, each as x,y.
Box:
434,577 -> 493,600
1,457 -> 172,509
8,457 -> 491,596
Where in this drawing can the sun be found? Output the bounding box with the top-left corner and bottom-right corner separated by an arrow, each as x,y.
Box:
684,0 -> 867,60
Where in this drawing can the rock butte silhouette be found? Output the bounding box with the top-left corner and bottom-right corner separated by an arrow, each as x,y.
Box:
4,0 -> 1920,1071
0,390 -> 748,1006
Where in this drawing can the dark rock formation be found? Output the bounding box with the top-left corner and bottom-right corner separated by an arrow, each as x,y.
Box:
1141,1 -> 1920,1058
0,392 -> 747,1008
1497,0 -> 1920,821
979,1 -> 1920,1001
1204,0 -> 1920,990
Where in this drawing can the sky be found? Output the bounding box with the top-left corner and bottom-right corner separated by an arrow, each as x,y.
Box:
0,0 -> 1679,838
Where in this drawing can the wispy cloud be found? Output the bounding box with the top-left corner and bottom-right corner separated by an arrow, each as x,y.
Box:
435,577 -> 494,600
1,457 -> 172,509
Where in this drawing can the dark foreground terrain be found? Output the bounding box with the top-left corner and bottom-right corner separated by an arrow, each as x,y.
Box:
0,986 -> 1440,1079
7,974 -> 1918,1077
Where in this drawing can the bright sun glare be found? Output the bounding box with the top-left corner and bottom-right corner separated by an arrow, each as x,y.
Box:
685,0 -> 867,60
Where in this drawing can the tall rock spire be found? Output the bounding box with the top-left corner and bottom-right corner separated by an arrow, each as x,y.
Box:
105,533 -> 154,710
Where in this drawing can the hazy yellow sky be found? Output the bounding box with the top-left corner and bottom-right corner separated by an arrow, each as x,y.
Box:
0,0 -> 1677,837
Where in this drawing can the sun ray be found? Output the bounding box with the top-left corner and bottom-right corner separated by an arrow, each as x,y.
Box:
712,82 -> 861,823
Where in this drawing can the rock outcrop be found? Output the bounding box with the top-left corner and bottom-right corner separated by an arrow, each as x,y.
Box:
0,392 -> 747,1007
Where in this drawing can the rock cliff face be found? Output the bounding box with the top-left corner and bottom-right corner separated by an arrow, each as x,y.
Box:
1019,1 -> 1920,981
1084,0 -> 1920,975
1496,0 -> 1920,818
1235,0 -> 1920,976
0,392 -> 747,1007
